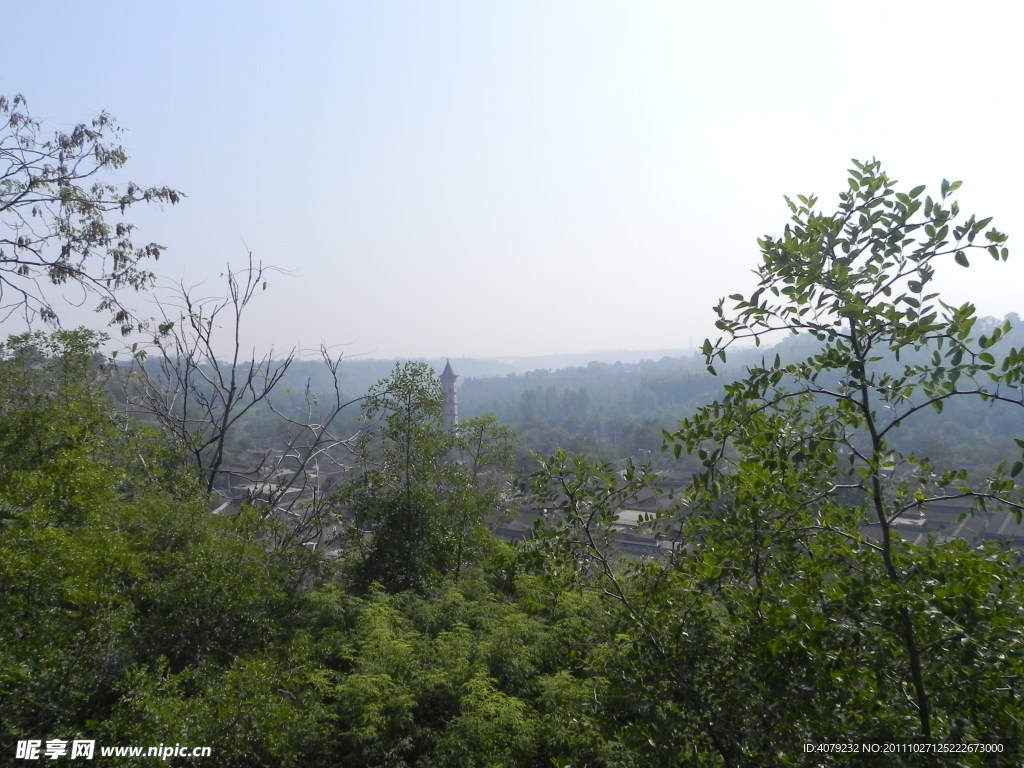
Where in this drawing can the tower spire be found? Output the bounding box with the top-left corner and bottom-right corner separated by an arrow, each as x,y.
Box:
439,359 -> 458,429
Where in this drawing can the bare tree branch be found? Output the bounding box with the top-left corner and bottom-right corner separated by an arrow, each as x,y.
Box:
117,256 -> 361,551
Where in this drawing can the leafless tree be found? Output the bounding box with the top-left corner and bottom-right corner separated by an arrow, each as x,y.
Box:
119,255 -> 361,550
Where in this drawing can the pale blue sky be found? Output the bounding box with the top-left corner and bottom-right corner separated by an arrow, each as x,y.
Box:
3,1 -> 1022,359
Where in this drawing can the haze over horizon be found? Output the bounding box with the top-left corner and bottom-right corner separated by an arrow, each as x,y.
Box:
3,1 -> 1022,360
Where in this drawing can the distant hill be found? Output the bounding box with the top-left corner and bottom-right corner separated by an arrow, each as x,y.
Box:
469,349 -> 695,375
266,350 -> 700,392
307,349 -> 699,381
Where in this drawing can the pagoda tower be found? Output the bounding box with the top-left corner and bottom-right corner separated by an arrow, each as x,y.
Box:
439,359 -> 458,430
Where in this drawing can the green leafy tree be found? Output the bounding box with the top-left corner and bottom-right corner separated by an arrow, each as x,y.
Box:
527,162 -> 1024,765
341,362 -> 456,592
0,330 -> 315,763
340,363 -> 517,593
429,673 -> 537,768
1,94 -> 181,332
662,161 -> 1024,761
449,413 -> 519,579
0,330 -> 164,741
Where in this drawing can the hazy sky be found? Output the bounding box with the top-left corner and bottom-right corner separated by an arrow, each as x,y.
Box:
3,1 -> 1022,360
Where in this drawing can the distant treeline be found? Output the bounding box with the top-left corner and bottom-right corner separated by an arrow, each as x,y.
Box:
122,315 -> 1024,471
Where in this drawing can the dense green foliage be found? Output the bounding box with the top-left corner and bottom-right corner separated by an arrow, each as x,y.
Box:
0,338 -> 621,765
